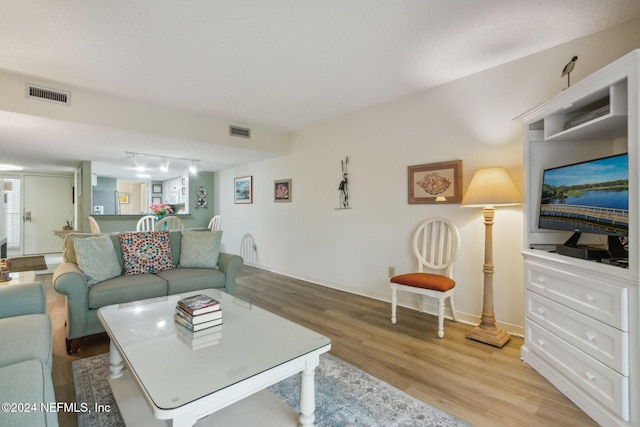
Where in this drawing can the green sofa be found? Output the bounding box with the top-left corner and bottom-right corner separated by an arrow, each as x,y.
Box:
53,231 -> 243,354
0,282 -> 58,427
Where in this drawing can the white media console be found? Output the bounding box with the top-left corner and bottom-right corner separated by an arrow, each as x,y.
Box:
516,50 -> 639,426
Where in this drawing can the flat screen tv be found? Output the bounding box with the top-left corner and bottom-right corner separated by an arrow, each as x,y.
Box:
539,153 -> 629,259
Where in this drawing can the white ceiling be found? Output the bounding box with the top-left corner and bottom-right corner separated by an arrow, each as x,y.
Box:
1,0 -> 640,178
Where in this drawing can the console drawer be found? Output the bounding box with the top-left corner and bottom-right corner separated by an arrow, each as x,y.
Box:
525,260 -> 628,330
526,320 -> 629,420
526,292 -> 628,374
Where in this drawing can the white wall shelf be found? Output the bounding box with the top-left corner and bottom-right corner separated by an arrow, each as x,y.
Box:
544,80 -> 628,142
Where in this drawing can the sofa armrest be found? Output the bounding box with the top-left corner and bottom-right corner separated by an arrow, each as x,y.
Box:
217,253 -> 244,296
53,262 -> 92,339
0,282 -> 47,319
53,262 -> 88,293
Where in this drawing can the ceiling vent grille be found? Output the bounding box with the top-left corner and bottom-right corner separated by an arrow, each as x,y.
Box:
25,83 -> 71,106
230,125 -> 251,138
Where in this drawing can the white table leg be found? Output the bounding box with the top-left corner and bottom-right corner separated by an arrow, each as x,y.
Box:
169,415 -> 197,427
298,357 -> 319,427
109,340 -> 124,379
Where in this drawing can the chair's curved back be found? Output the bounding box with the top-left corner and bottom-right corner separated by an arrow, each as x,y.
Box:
136,215 -> 156,231
155,216 -> 185,231
88,216 -> 101,233
412,217 -> 460,277
208,215 -> 221,231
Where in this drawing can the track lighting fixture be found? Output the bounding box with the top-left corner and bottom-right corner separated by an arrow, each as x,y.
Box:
126,154 -> 139,169
125,152 -> 201,174
189,161 -> 199,175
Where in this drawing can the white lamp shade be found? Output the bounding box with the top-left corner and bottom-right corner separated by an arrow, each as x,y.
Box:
461,167 -> 522,207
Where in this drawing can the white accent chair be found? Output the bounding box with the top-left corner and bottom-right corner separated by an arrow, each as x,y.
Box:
87,216 -> 101,233
208,215 -> 221,231
390,217 -> 460,338
155,216 -> 185,231
136,215 -> 156,231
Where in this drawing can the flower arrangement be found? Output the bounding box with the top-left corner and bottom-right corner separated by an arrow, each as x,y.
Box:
149,203 -> 174,217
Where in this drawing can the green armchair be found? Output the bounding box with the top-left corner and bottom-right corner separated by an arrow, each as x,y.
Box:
0,282 -> 58,427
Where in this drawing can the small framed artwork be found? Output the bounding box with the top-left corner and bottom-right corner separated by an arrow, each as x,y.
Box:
152,196 -> 161,204
234,176 -> 253,204
274,179 -> 292,203
152,184 -> 162,193
408,160 -> 462,204
119,192 -> 130,204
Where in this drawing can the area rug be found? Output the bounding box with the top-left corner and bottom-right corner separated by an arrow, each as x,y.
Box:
73,352 -> 470,427
5,255 -> 47,272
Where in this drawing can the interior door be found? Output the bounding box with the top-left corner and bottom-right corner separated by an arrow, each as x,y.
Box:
23,174 -> 73,255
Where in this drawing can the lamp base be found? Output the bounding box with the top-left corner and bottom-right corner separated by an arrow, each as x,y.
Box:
466,325 -> 511,348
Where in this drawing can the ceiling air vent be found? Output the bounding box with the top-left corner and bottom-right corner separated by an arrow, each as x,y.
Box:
25,83 -> 71,106
230,125 -> 251,138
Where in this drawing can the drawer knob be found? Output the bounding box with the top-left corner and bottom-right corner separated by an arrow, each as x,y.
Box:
585,294 -> 596,303
586,332 -> 596,342
537,307 -> 546,316
537,276 -> 545,285
537,339 -> 545,347
586,372 -> 596,382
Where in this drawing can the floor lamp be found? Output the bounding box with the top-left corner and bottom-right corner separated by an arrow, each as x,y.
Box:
461,167 -> 522,348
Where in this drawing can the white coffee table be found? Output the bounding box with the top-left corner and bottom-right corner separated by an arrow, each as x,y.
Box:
98,289 -> 331,427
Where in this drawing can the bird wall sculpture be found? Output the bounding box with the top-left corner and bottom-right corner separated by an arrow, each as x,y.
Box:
561,56 -> 578,88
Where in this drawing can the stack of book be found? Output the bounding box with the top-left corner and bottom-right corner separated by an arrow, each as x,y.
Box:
174,293 -> 222,332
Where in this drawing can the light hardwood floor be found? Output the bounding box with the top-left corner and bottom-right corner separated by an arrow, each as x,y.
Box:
47,266 -> 598,427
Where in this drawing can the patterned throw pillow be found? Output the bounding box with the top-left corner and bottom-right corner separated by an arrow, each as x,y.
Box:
119,231 -> 176,275
73,234 -> 122,285
179,230 -> 222,269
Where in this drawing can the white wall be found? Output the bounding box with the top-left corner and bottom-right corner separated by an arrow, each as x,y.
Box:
217,19 -> 640,334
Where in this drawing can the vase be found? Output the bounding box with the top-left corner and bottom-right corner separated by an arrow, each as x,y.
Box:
156,215 -> 167,230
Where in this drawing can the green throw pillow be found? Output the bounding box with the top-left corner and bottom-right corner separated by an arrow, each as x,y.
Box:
179,230 -> 222,269
73,234 -> 122,285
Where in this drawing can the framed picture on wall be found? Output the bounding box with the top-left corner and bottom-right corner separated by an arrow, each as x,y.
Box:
408,160 -> 462,204
152,196 -> 161,204
274,179 -> 291,203
152,184 -> 162,193
119,192 -> 130,204
234,176 -> 253,204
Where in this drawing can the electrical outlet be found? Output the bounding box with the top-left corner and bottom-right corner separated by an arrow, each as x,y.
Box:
388,266 -> 395,277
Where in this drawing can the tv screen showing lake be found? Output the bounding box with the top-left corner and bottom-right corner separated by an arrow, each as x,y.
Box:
541,154 -> 628,210
549,189 -> 628,210
539,154 -> 629,235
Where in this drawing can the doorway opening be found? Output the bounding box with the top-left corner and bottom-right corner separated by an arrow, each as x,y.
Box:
3,177 -> 22,257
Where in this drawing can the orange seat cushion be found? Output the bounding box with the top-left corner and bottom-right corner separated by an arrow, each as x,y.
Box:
391,273 -> 455,292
